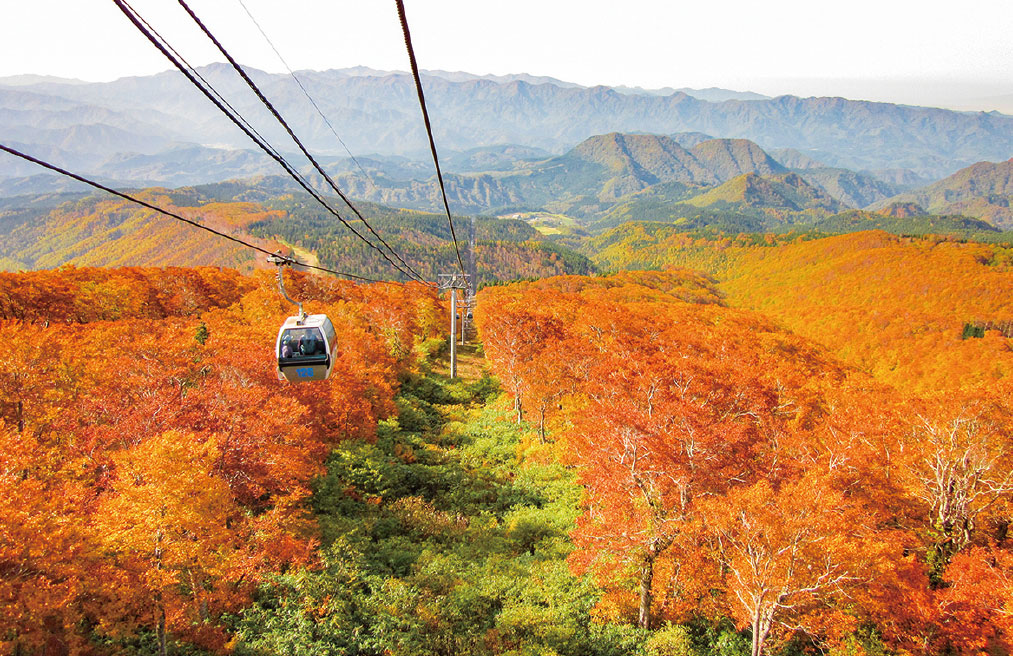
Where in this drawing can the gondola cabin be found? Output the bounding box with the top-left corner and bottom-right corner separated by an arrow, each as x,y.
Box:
275,314 -> 337,382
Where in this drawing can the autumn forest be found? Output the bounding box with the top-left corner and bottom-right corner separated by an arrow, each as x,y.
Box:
3,224 -> 1013,656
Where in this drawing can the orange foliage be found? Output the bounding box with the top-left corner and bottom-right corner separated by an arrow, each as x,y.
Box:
941,546 -> 1013,655
477,268 -> 1013,654
598,230 -> 1013,393
187,202 -> 286,230
0,266 -> 441,653
0,265 -> 255,323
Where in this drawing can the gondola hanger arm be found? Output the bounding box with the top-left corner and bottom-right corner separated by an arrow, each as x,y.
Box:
268,253 -> 305,322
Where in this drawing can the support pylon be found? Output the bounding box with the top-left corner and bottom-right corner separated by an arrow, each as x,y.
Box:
438,273 -> 470,378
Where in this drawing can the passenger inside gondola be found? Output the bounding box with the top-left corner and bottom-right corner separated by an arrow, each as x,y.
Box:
280,328 -> 325,360
302,331 -> 321,355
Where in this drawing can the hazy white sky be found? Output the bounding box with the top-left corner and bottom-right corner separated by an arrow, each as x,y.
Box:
3,0 -> 1012,110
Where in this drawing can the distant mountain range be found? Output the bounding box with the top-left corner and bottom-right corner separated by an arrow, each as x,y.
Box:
3,64 -> 1013,257
7,127 -> 1010,240
2,64 -> 1012,197
322,133 -> 910,225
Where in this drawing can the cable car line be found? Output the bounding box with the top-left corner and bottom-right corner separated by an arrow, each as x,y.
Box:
122,1 -> 287,172
394,0 -> 466,274
0,142 -> 383,283
115,0 -> 423,285
175,0 -> 427,285
117,0 -> 325,224
113,0 -> 430,286
233,0 -> 378,192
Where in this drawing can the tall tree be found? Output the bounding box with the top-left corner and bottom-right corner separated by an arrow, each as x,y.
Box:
477,298 -> 565,424
699,474 -> 881,656
900,394 -> 1013,579
95,431 -> 241,656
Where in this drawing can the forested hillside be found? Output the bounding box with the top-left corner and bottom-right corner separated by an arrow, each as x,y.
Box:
5,248 -> 1013,654
591,228 -> 1013,391
0,183 -> 595,282
250,193 -> 595,283
1,267 -> 444,653
0,191 -> 269,271
476,269 -> 1013,655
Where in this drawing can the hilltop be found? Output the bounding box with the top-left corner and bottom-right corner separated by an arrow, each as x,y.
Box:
873,158 -> 1013,228
568,133 -> 719,192
685,172 -> 843,215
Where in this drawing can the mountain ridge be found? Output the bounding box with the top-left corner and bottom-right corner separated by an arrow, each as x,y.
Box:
872,158 -> 1013,228
2,65 -> 1012,185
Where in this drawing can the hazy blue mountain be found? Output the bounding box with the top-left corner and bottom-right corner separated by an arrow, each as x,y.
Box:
4,65 -> 1013,186
442,144 -> 553,172
769,148 -> 828,170
325,154 -> 434,181
672,87 -> 770,102
420,70 -> 583,89
0,74 -> 89,86
613,86 -> 769,101
669,131 -> 716,148
0,173 -> 94,196
0,87 -> 189,139
4,123 -> 172,157
863,168 -> 934,190
96,145 -> 281,187
794,168 -> 902,208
